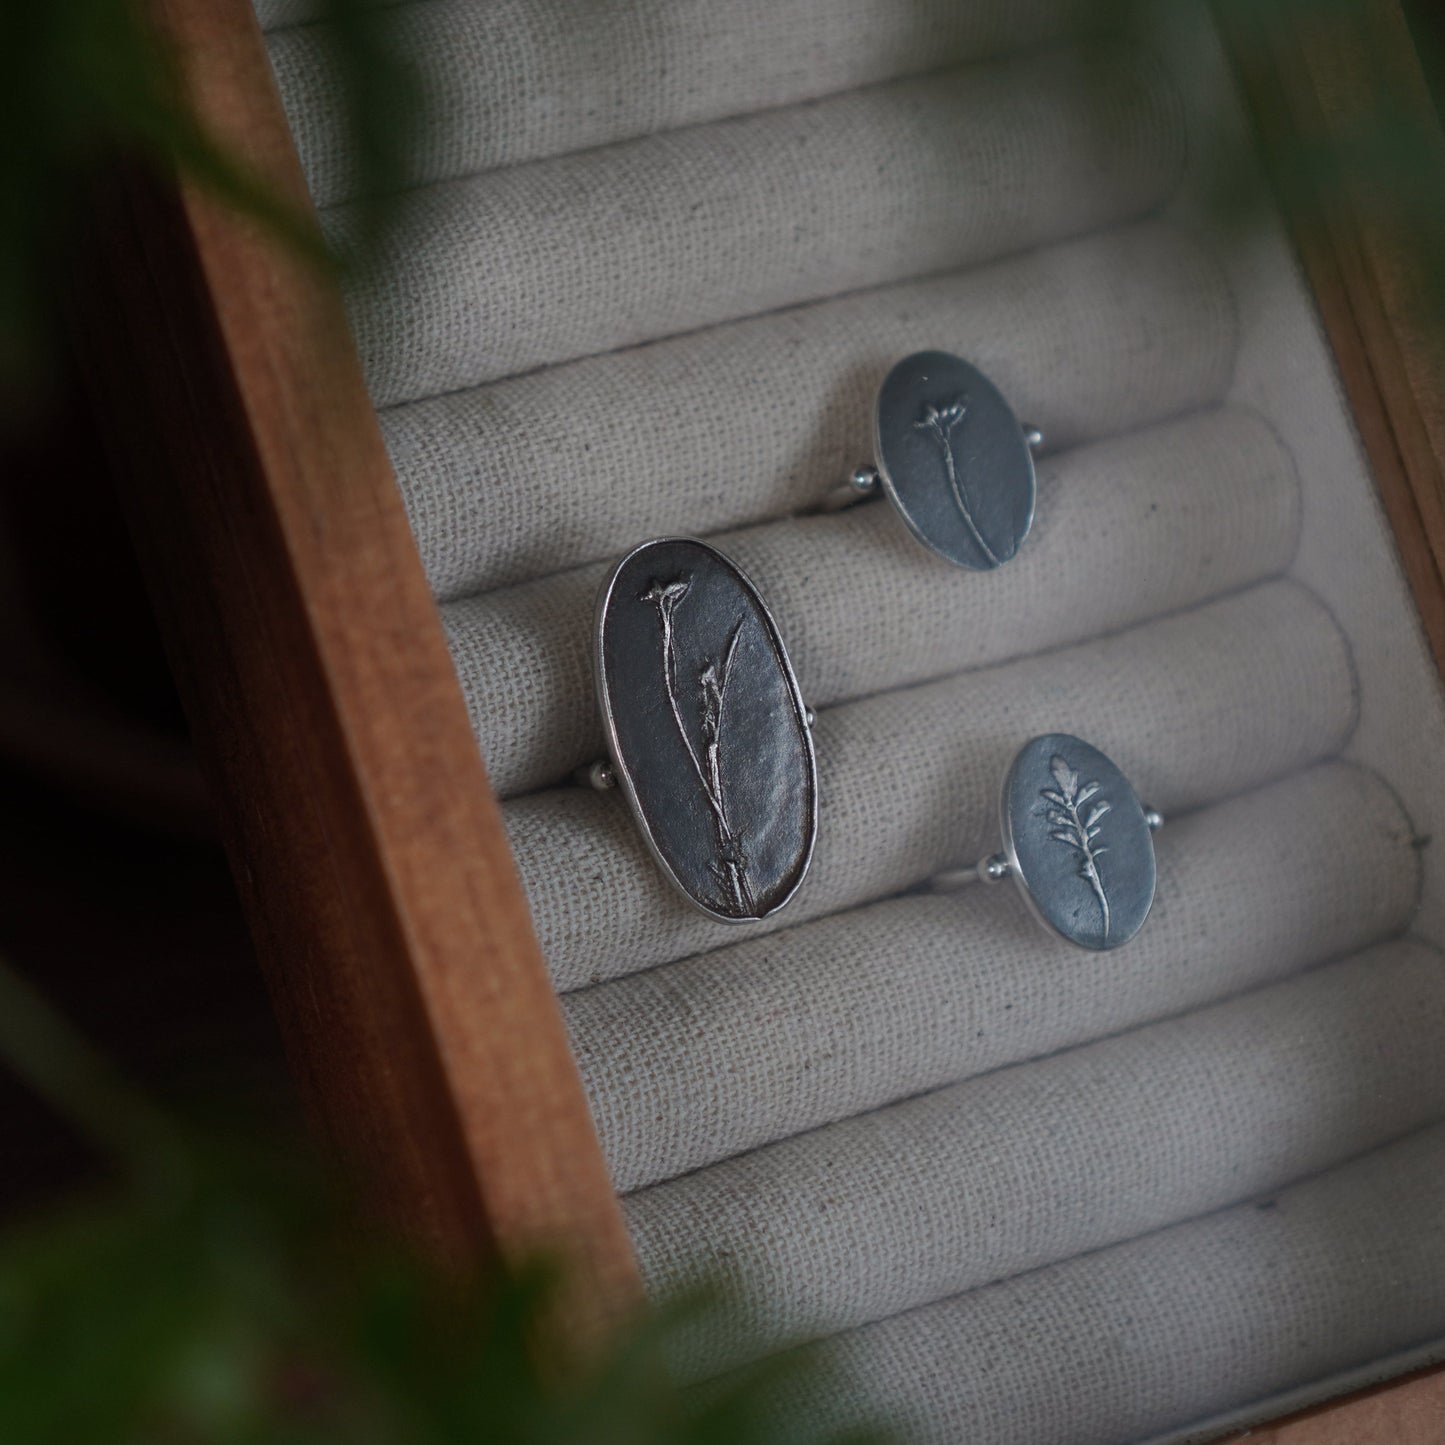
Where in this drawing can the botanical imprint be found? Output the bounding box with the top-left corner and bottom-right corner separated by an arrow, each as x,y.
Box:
915,393 -> 1002,567
1041,754 -> 1111,940
641,576 -> 754,917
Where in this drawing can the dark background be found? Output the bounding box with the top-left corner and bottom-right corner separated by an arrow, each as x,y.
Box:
0,346 -> 291,1217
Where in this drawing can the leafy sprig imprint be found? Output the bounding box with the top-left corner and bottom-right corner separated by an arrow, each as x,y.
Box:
1042,754 -> 1112,940
641,577 -> 754,916
914,394 -> 1002,567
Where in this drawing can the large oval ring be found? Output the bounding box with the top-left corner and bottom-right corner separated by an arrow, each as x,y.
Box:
828,351 -> 1040,571
592,537 -> 819,923
933,732 -> 1162,951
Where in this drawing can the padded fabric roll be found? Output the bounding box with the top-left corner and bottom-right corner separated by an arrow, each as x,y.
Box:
396,222 -> 1236,599
629,941 -> 1445,1379
271,0 -> 1108,206
569,764 -> 1418,1193
510,580 -> 1355,991
446,406 -> 1298,796
336,43 -> 1185,406
252,0 -> 344,30
750,1115 -> 1445,1445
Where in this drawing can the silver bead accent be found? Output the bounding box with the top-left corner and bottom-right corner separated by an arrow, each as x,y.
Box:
979,851 -> 1011,882
818,466 -> 881,513
577,759 -> 617,791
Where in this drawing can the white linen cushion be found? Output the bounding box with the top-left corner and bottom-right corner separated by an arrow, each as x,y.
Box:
264,2 -> 1445,1437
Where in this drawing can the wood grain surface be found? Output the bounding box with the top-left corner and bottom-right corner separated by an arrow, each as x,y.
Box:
72,0 -> 1445,1420
76,0 -> 641,1352
1218,0 -> 1445,680
1230,1365 -> 1445,1443
1215,0 -> 1445,1435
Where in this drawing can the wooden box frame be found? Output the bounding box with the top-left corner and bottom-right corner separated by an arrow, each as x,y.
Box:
85,0 -> 1445,1433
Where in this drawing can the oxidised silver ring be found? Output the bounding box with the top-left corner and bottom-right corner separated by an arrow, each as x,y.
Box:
822,350 -> 1041,571
932,732 -> 1163,951
582,537 -> 818,924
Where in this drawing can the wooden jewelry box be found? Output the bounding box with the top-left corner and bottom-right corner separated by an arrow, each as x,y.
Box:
90,0 -> 1445,1438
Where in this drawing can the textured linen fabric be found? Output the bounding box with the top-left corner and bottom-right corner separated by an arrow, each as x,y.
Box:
394,221 -> 1237,600
510,580 -> 1355,992
445,406 -> 1299,796
251,0 -> 355,30
266,1 -> 1445,1433
568,763 -> 1418,1193
629,941 -> 1445,1380
333,43 -> 1186,407
270,0 -> 1110,207
743,1115 -> 1445,1445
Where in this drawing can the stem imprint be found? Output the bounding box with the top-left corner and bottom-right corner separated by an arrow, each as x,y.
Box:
641,576 -> 754,916
915,394 -> 1002,567
1041,754 -> 1111,940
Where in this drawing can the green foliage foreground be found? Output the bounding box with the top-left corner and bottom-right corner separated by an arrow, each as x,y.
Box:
0,957 -> 886,1445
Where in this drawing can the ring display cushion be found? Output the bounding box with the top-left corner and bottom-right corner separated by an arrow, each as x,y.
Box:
267,0 -> 1110,205
393,222 -> 1236,601
261,1 -> 1445,1439
331,45 -> 1183,408
631,941 -> 1445,1379
444,406 -> 1298,798
748,1117 -> 1445,1445
570,763 -> 1418,1194
510,581 -> 1354,991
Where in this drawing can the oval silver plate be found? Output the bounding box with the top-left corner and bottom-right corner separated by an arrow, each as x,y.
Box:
595,537 -> 818,923
1000,733 -> 1156,951
874,350 -> 1036,570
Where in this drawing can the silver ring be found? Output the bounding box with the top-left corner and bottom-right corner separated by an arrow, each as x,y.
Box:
822,350 -> 1042,571
584,537 -> 818,923
931,732 -> 1163,951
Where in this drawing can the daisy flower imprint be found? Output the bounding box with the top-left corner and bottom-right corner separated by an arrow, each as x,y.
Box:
914,392 -> 1002,567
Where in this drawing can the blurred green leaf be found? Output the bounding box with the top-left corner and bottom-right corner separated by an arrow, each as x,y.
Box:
0,954 -> 891,1444
0,0 -> 423,411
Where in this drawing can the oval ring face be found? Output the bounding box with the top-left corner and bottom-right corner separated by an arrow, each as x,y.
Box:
595,538 -> 818,923
1000,733 -> 1156,951
874,351 -> 1035,570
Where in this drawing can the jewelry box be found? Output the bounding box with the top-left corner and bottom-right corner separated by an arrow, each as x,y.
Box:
88,0 -> 1445,1438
